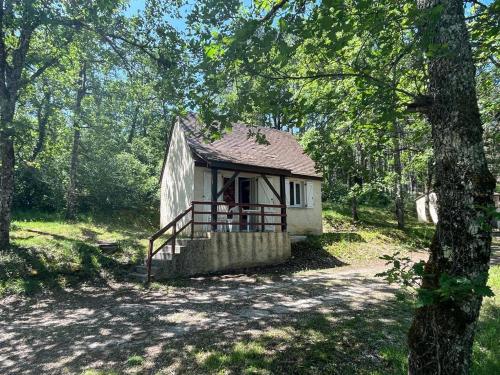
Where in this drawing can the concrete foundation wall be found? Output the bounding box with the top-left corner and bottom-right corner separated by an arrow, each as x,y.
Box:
154,232 -> 291,279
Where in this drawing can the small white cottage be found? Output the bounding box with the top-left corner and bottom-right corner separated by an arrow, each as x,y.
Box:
159,114 -> 323,236
137,114 -> 323,280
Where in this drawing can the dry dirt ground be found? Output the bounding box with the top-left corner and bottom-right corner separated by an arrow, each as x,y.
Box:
0,253 -> 429,375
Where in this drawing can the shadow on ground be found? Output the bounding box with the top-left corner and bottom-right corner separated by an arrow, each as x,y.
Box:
0,236 -> 144,296
0,268 -> 410,375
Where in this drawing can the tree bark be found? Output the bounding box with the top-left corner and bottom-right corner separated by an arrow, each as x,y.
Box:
65,64 -> 87,220
127,104 -> 139,143
351,194 -> 359,221
65,128 -> 80,220
408,1 -> 496,374
424,156 -> 433,222
393,120 -> 405,229
30,92 -> 52,162
349,174 -> 360,221
0,130 -> 15,248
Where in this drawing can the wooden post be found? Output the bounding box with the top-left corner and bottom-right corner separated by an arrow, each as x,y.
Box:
147,239 -> 153,283
279,175 -> 287,232
191,204 -> 195,239
211,167 -> 218,231
172,220 -> 176,255
261,205 -> 265,232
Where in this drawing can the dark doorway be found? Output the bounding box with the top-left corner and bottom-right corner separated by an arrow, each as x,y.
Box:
239,178 -> 251,204
239,178 -> 251,230
223,177 -> 236,204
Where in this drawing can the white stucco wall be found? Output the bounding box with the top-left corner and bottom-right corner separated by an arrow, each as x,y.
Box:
193,166 -> 322,235
286,179 -> 323,235
160,121 -> 195,228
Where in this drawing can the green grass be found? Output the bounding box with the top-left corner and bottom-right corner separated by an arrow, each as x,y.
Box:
472,265 -> 500,374
298,204 -> 435,266
0,211 -> 153,297
126,354 -> 145,367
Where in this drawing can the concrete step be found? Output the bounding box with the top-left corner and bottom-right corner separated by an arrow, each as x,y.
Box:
161,244 -> 185,254
149,245 -> 185,261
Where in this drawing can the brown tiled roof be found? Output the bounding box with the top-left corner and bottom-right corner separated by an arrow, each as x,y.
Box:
179,114 -> 321,179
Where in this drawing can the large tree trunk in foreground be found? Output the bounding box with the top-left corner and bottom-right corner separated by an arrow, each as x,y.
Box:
408,1 -> 495,374
0,131 -> 15,248
0,96 -> 17,248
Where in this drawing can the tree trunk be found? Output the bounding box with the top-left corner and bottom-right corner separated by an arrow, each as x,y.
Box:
351,194 -> 359,221
65,128 -> 80,220
424,156 -> 433,222
393,120 -> 405,229
349,174 -> 360,221
0,92 -> 16,248
30,93 -> 51,162
65,64 -> 87,220
0,131 -> 15,248
408,1 -> 496,374
127,104 -> 139,143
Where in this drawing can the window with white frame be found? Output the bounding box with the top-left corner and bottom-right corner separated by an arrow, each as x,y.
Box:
288,180 -> 302,207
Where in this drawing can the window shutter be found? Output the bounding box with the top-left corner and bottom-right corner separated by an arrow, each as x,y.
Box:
305,181 -> 314,208
285,178 -> 290,207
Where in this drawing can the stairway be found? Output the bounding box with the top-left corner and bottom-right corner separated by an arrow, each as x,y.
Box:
129,238 -> 208,281
129,243 -> 185,282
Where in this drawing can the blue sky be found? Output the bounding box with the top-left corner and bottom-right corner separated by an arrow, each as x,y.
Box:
125,0 -> 495,25
125,1 -> 189,32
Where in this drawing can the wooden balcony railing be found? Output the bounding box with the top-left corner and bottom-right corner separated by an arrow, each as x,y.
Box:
146,201 -> 287,282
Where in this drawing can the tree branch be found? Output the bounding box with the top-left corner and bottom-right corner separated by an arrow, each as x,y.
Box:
248,67 -> 418,99
467,0 -> 488,8
21,35 -> 74,88
260,0 -> 289,22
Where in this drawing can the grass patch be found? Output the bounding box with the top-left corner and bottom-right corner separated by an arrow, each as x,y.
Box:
295,204 -> 435,266
472,264 -> 500,374
0,212 -> 152,297
126,354 -> 145,367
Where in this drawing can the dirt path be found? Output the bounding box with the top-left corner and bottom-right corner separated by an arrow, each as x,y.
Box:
0,254 -> 424,374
